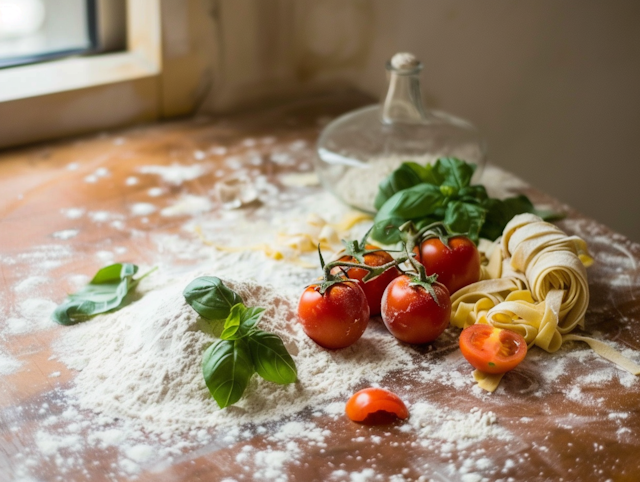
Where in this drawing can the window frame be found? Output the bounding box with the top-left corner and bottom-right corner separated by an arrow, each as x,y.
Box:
0,0 -> 162,149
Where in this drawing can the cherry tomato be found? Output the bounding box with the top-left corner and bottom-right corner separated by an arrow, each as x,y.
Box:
381,275 -> 451,344
459,324 -> 527,374
332,245 -> 400,316
297,281 -> 370,350
345,387 -> 409,424
418,236 -> 480,294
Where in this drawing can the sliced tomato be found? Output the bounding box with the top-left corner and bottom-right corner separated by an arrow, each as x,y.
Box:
345,388 -> 409,424
459,324 -> 527,374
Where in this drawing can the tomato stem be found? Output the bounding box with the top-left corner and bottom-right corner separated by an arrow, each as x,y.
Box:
313,243 -> 409,295
400,243 -> 442,306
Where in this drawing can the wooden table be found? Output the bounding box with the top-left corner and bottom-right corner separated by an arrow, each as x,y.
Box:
1,92 -> 639,482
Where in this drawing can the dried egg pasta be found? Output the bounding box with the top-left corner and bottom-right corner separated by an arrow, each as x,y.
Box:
452,213 -> 640,392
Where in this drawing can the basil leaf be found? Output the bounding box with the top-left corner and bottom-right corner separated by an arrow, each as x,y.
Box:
419,163 -> 443,185
183,276 -> 243,320
480,195 -> 535,240
202,338 -> 254,409
444,201 -> 487,243
220,304 -> 265,340
52,263 -> 140,326
433,157 -> 476,189
458,185 -> 489,203
374,162 -> 424,210
247,330 -> 297,385
404,162 -> 433,183
372,184 -> 443,243
376,183 -> 444,221
370,217 -> 406,244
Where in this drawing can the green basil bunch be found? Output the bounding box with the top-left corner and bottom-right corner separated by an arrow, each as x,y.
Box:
372,158 -> 549,244
183,277 -> 297,409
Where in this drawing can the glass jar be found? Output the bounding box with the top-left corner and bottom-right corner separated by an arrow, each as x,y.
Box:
315,52 -> 487,213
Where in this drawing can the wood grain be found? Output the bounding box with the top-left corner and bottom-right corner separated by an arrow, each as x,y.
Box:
1,92 -> 639,482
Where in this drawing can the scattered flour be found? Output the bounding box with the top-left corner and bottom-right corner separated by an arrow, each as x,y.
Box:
52,229 -> 79,240
88,211 -> 123,223
130,203 -> 157,216
14,276 -> 49,293
60,208 -> 85,219
161,195 -> 212,217
5,298 -> 57,335
138,164 -> 206,185
0,349 -> 22,375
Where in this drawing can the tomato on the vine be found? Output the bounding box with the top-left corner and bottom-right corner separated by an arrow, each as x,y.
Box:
418,235 -> 480,294
381,274 -> 451,344
297,281 -> 370,350
345,387 -> 409,424
333,244 -> 400,316
459,324 -> 527,374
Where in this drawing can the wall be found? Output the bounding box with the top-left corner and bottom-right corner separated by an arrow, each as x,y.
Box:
201,0 -> 640,242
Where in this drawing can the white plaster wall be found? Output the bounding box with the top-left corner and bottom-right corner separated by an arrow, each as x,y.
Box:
200,0 -> 640,241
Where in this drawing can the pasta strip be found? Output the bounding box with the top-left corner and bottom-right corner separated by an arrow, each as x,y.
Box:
563,335 -> 640,375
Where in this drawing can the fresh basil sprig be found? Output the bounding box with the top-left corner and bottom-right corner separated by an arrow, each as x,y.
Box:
184,277 -> 297,409
52,263 -> 156,325
372,158 -> 556,244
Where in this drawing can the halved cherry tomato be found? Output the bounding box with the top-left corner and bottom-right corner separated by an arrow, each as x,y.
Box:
418,236 -> 480,294
332,245 -> 400,316
345,387 -> 409,424
381,274 -> 451,344
297,281 -> 370,350
459,324 -> 527,374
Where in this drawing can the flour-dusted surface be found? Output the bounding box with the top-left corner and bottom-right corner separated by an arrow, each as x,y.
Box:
55,275 -> 417,433
2,94 -> 640,482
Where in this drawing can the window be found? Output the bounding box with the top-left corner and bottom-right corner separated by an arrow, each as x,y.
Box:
0,0 -> 161,149
0,0 -> 124,68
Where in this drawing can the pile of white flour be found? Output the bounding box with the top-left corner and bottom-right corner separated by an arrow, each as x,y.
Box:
55,272 -> 416,434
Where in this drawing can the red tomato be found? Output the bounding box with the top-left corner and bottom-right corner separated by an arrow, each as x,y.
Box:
418,236 -> 480,294
297,281 -> 370,350
381,275 -> 451,344
332,245 -> 400,316
345,387 -> 409,424
459,324 -> 527,374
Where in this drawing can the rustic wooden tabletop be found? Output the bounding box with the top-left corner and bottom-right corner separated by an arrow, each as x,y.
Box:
1,92 -> 639,482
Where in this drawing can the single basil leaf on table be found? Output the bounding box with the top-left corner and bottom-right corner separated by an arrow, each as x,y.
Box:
52,263 -> 143,326
202,338 -> 255,409
220,304 -> 265,340
432,157 -> 476,190
444,200 -> 487,243
374,162 -> 425,210
247,330 -> 297,384
183,276 -> 243,320
480,195 -> 535,241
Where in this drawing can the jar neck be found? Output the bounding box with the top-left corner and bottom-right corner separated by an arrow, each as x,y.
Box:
381,64 -> 428,125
